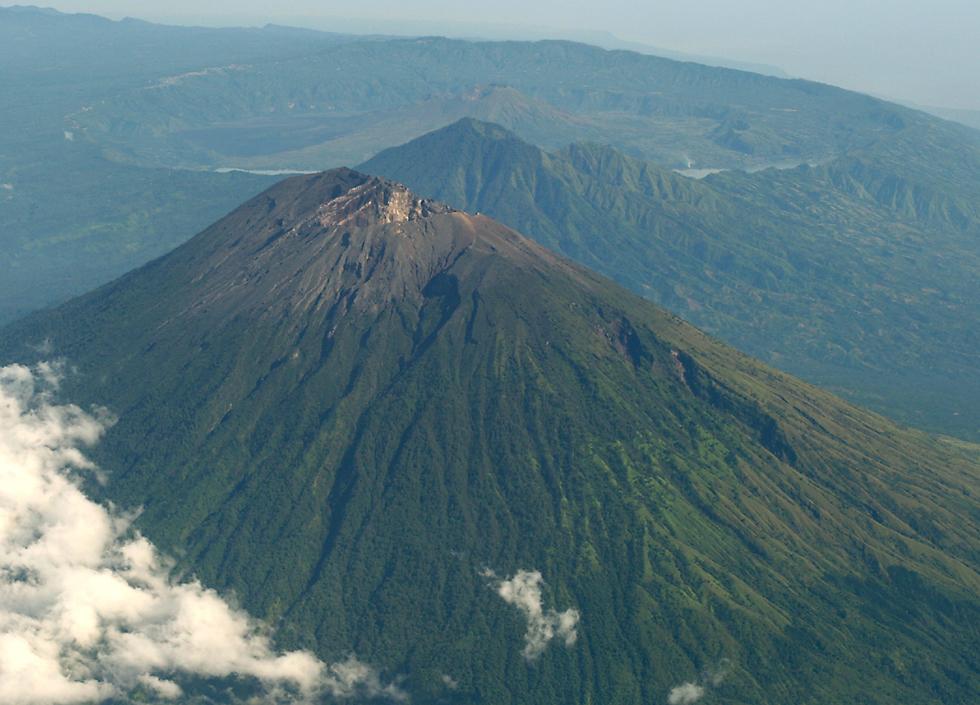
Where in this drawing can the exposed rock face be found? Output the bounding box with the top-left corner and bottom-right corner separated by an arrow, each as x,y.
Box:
313,176 -> 450,227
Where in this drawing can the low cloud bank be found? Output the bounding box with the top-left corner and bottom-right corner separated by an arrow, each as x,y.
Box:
0,363 -> 400,704
490,569 -> 579,660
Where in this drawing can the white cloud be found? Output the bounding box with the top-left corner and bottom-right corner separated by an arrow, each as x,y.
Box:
667,682 -> 705,704
1,183 -> 12,191
137,675 -> 182,700
0,363 -> 402,705
494,569 -> 579,660
667,659 -> 731,704
63,131 -> 74,142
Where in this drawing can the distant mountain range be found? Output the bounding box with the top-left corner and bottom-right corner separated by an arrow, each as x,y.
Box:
360,118 -> 980,439
55,23 -> 950,172
2,170 -> 978,704
1,5 -> 978,442
909,103 -> 980,132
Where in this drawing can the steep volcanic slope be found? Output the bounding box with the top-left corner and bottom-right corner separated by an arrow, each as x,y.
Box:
2,170 -> 978,705
360,119 -> 980,440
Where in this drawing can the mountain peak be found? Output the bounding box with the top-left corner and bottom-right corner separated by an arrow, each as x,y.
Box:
121,168 -> 544,322
445,116 -> 517,140
308,169 -> 452,227
245,167 -> 451,229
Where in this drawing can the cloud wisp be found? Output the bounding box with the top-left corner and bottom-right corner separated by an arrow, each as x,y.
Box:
489,569 -> 579,661
667,658 -> 731,704
667,682 -> 705,705
0,363 -> 401,705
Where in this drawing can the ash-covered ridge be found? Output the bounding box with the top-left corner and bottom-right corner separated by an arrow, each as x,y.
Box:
105,168 -> 545,323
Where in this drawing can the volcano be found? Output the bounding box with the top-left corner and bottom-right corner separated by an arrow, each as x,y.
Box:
2,169 -> 978,704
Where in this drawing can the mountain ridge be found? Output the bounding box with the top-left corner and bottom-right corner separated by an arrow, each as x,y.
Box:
359,118 -> 980,439
64,32 -> 946,172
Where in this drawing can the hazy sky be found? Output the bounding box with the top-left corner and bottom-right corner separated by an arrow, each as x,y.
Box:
31,1 -> 980,110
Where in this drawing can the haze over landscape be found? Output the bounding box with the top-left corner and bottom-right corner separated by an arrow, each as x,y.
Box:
0,3 -> 978,705
33,0 -> 980,113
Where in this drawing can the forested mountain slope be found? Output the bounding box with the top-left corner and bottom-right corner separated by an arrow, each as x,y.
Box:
2,170 -> 978,704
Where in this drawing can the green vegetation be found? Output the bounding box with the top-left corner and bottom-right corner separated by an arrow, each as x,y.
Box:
3,10 -> 978,703
0,146 -> 275,323
361,118 -> 980,440
48,12 -> 947,173
3,171 -> 978,704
